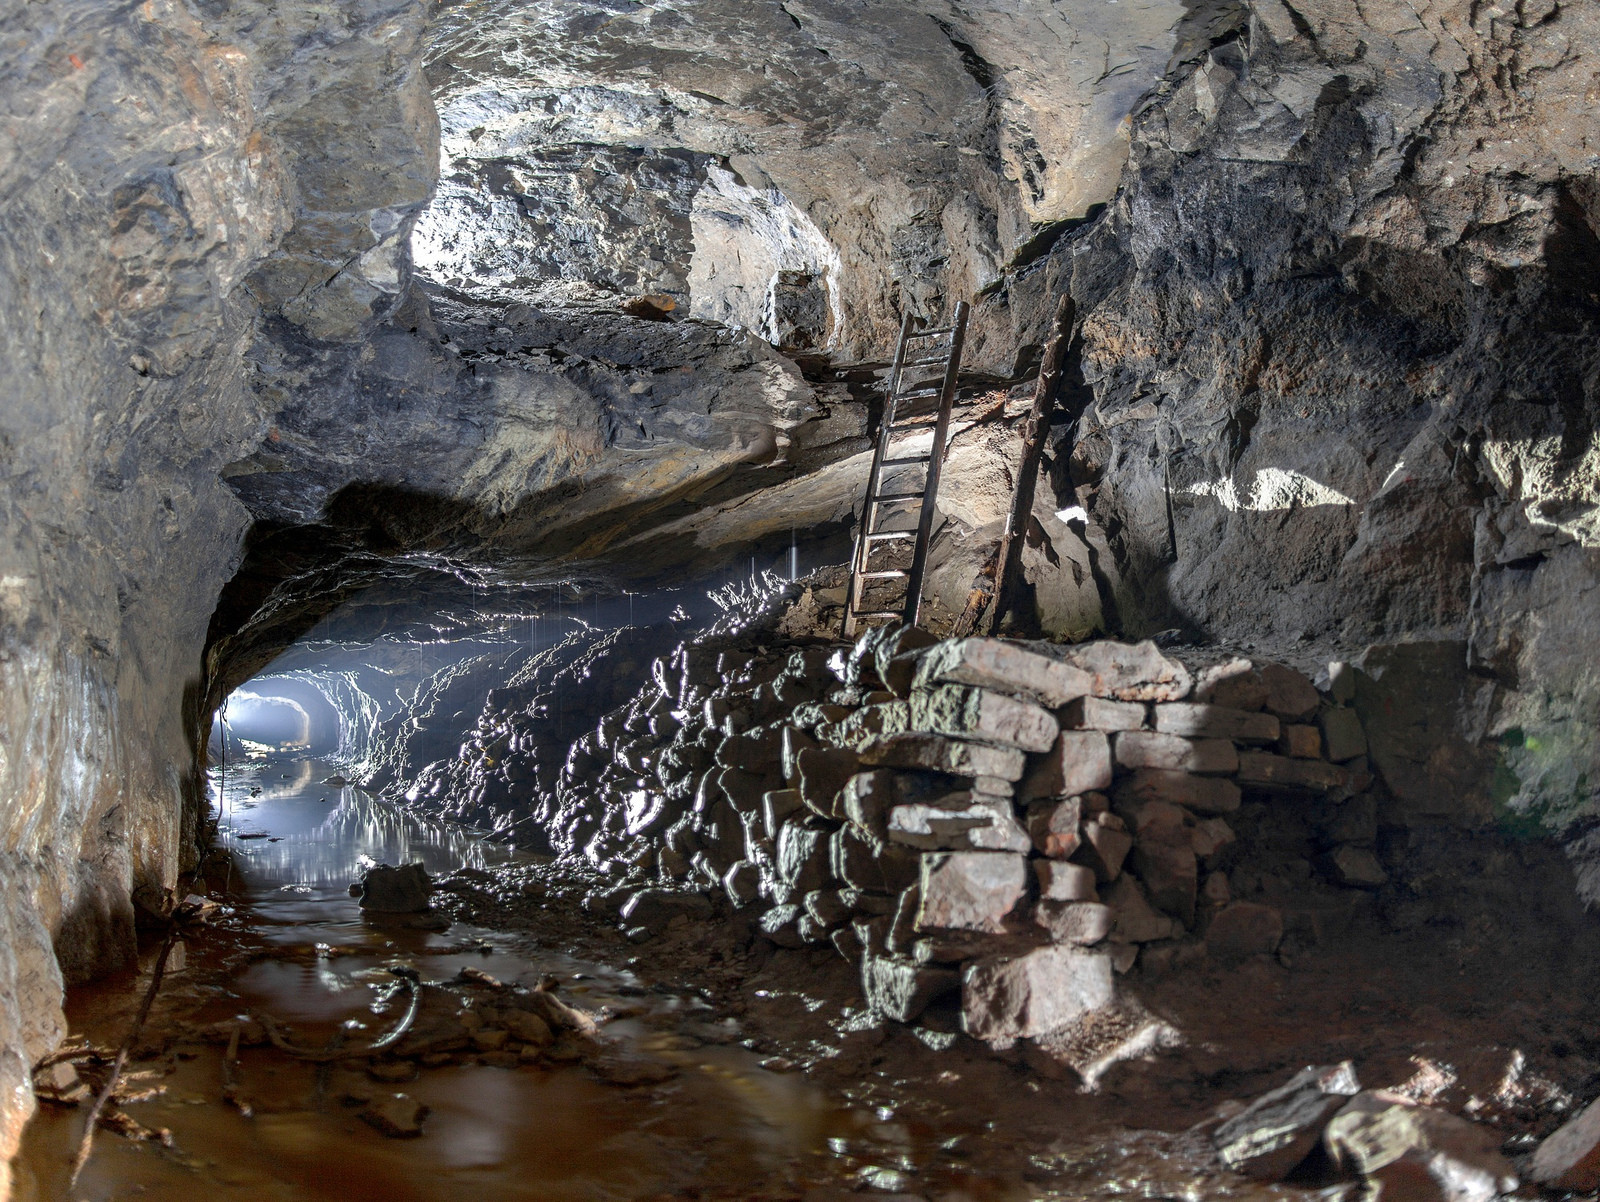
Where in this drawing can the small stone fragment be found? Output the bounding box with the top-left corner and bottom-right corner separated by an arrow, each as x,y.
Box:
723,860 -> 761,905
1103,876 -> 1175,943
1195,658 -> 1270,711
360,1092 -> 428,1138
1259,663 -> 1320,720
1025,796 -> 1083,858
1279,724 -> 1323,759
1076,812 -> 1133,881
1213,1062 -> 1361,1180
1190,816 -> 1236,864
1326,844 -> 1388,888
1236,752 -> 1349,793
1115,730 -> 1238,774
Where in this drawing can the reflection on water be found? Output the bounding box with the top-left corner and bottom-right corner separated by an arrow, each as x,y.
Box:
19,757 -> 999,1202
219,760 -> 516,891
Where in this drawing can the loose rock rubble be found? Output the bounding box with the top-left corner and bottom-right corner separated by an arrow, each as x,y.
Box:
453,620 -> 1396,1073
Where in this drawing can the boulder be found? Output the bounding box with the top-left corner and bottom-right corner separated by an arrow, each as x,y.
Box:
1206,902 -> 1284,960
1034,900 -> 1111,945
1019,730 -> 1113,800
1114,731 -> 1238,774
1116,769 -> 1241,815
356,863 -> 433,913
913,638 -> 1095,707
962,945 -> 1115,1041
861,952 -> 959,1022
1323,1092 -> 1518,1202
909,684 -> 1058,752
803,888 -> 854,928
1056,640 -> 1193,702
1153,703 -> 1280,743
859,733 -> 1026,781
1035,860 -> 1098,902
916,851 -> 1028,932
1213,1062 -> 1361,1180
1060,695 -> 1148,731
1025,797 -> 1083,858
1529,1096 -> 1600,1192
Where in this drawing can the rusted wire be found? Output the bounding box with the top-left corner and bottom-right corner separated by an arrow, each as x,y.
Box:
250,967 -> 422,1062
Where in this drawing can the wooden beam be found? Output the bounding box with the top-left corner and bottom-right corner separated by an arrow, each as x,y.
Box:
982,293 -> 1076,636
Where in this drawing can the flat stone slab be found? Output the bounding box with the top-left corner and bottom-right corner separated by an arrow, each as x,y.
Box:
1214,1062 -> 1360,1180
913,638 -> 1095,707
1115,730 -> 1238,774
1115,768 -> 1241,815
1060,695 -> 1148,732
916,850 -> 1028,933
1323,1091 -> 1519,1201
1056,640 -> 1193,702
1530,1096 -> 1600,1192
1154,703 -> 1281,743
859,733 -> 1027,781
909,683 -> 1059,752
1237,751 -> 1350,793
887,799 -> 1030,853
861,952 -> 959,1023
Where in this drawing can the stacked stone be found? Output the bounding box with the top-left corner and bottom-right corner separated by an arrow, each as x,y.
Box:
549,627 -> 1380,1049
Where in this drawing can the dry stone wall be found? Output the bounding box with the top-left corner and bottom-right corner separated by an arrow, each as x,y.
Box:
533,624 -> 1391,1065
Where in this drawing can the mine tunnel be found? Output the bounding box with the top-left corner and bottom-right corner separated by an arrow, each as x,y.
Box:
3,0 -> 1600,1198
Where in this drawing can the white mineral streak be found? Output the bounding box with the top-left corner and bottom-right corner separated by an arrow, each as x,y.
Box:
1187,469 -> 1357,513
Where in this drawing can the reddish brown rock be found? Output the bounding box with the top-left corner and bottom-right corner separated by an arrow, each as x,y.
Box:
916,851 -> 1028,932
1153,703 -> 1280,743
1019,730 -> 1113,801
1057,640 -> 1193,702
1207,902 -> 1284,959
1279,724 -> 1323,759
1103,876 -> 1175,943
1195,658 -> 1270,711
1035,859 -> 1097,901
1115,730 -> 1238,774
1034,900 -> 1111,945
1323,1092 -> 1518,1201
1060,695 -> 1147,732
1260,662 -> 1320,720
1025,797 -> 1083,858
961,945 -> 1115,1041
1115,768 -> 1241,815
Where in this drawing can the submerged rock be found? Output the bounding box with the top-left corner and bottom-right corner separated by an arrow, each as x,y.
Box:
1213,1062 -> 1360,1180
355,863 -> 433,913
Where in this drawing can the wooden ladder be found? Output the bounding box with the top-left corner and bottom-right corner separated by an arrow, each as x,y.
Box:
842,300 -> 970,637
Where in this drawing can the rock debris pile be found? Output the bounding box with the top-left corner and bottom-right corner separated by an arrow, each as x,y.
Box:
463,621 -> 1396,1066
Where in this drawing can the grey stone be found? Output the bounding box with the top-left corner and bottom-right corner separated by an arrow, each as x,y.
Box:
1076,813 -> 1134,881
831,827 -> 919,895
961,945 -> 1115,1041
1319,707 -> 1368,763
620,888 -> 714,932
803,888 -> 854,928
776,820 -> 832,892
757,905 -> 807,948
1056,640 -> 1193,702
1206,902 -> 1284,960
861,952 -> 959,1023
1034,900 -> 1111,945
723,860 -> 761,906
761,788 -> 805,840
908,684 -> 1059,752
795,746 -> 860,819
357,863 -> 433,913
1529,1096 -> 1600,1192
1323,1092 -> 1519,1202
1214,1062 -> 1361,1180
1025,797 -> 1083,859
1103,876 -> 1175,943
916,851 -> 1028,932
858,733 -> 1027,781
886,799 -> 1030,853
1325,844 -> 1388,888
913,639 -> 1096,707
1237,752 -> 1350,794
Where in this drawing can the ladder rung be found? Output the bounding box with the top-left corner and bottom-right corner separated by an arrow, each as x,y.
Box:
848,610 -> 906,620
880,456 -> 927,467
905,326 -> 954,338
893,387 -> 942,401
866,530 -> 916,541
903,356 -> 949,367
872,490 -> 924,504
860,570 -> 908,579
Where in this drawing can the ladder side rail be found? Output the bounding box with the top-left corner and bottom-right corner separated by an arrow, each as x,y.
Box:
902,301 -> 970,628
843,311 -> 918,636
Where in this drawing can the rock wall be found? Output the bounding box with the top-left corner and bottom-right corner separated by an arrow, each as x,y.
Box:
1042,0 -> 1600,833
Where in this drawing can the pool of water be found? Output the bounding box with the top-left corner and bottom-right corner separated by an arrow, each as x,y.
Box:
16,757 -> 1022,1201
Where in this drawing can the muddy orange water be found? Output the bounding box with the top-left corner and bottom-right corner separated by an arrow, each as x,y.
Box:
14,758 -> 1035,1201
